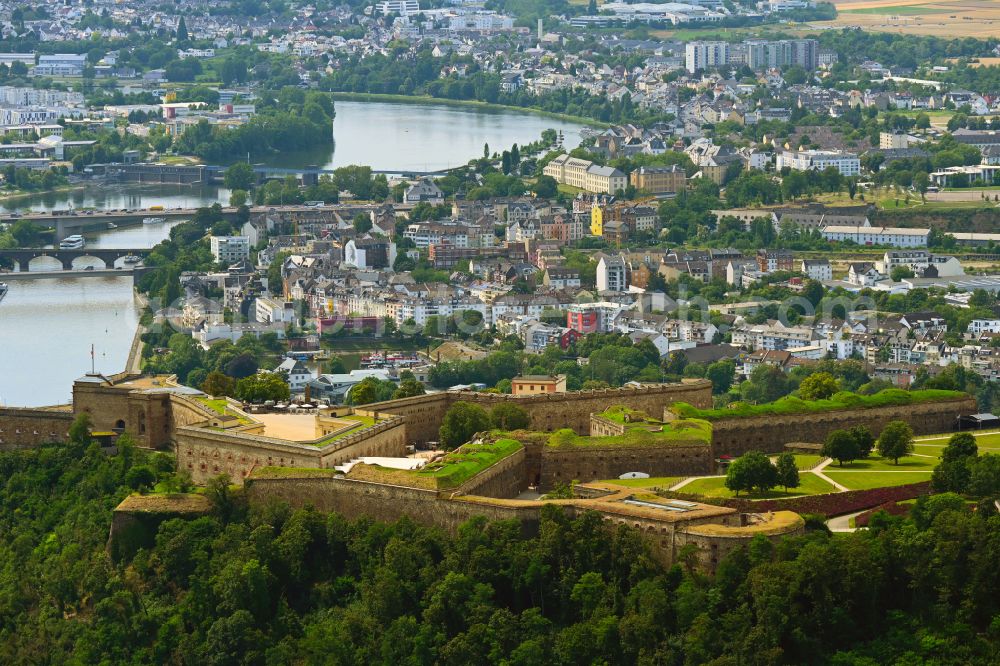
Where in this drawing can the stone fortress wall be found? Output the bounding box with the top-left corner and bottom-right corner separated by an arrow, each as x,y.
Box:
0,407 -> 74,450
701,395 -> 978,458
356,379 -> 715,444
243,470 -> 804,572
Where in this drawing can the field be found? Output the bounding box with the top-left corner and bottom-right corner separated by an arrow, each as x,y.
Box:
818,0 -> 1000,38
681,472 -> 839,499
826,455 -> 936,471
824,470 -> 933,490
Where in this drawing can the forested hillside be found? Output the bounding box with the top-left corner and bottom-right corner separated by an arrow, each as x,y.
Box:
2,433 -> 1000,664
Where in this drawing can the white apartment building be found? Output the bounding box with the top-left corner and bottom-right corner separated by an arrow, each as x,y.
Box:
685,41 -> 729,73
879,131 -> 909,149
800,259 -> 832,282
374,0 -> 420,15
968,319 -> 1000,335
877,250 -> 964,277
255,296 -> 292,324
210,235 -> 251,263
596,254 -> 628,292
822,226 -> 930,248
776,149 -> 861,176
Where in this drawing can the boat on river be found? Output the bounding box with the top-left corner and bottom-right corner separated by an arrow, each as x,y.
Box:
0,282 -> 7,304
142,217 -> 166,225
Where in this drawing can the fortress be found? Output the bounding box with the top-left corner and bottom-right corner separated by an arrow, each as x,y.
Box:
0,370 -> 979,571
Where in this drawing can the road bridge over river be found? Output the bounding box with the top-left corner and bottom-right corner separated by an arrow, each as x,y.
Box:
13,202 -> 421,241
0,248 -> 150,272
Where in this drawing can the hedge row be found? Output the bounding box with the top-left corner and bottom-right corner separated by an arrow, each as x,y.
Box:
660,481 -> 932,518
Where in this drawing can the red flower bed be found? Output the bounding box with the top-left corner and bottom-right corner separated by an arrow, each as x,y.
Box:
661,481 -> 932,518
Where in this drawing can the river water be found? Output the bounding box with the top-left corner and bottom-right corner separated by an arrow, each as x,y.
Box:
0,100 -> 588,406
269,100 -> 587,172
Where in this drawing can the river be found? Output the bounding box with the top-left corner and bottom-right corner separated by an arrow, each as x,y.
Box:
0,100 -> 589,406
266,100 -> 587,172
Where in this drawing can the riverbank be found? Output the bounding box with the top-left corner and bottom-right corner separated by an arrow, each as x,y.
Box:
329,92 -> 607,129
0,184 -> 85,203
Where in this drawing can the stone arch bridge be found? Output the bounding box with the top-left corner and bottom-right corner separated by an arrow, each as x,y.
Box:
0,248 -> 150,272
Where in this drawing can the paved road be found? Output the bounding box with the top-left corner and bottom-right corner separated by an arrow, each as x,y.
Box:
813,457 -> 849,492
826,510 -> 866,533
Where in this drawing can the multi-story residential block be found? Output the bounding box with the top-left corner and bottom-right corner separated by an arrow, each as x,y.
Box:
756,249 -> 794,272
744,39 -> 818,71
374,0 -> 420,15
685,41 -> 729,73
596,253 -> 629,292
210,236 -> 250,264
776,149 -> 860,176
567,306 -> 600,334
968,319 -> 1000,335
800,259 -> 832,281
879,131 -> 909,149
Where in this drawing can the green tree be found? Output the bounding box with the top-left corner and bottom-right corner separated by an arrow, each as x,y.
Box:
392,378 -> 425,400
849,425 -> 875,459
942,431 -> 978,462
175,16 -> 188,41
202,371 -> 236,397
775,452 -> 800,493
68,412 -> 92,446
229,189 -> 248,208
724,450 -> 777,497
490,403 -> 531,431
532,175 -> 558,198
877,420 -> 914,465
347,376 -> 396,405
706,359 -> 736,395
234,373 -> 290,403
822,429 -> 860,467
968,454 -> 1000,497
439,402 -> 492,449
125,465 -> 157,492
932,432 -> 979,493
798,372 -> 839,401
890,266 -> 915,281
353,213 -> 373,233
224,162 -> 255,191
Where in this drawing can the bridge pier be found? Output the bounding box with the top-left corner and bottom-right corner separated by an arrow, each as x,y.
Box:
17,258 -> 30,272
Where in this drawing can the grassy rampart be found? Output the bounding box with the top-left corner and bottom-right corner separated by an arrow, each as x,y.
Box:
547,418 -> 713,448
670,389 -> 967,421
350,438 -> 523,491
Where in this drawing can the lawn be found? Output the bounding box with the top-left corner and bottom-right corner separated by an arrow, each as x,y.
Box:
792,454 -> 824,470
682,472 -> 838,499
602,476 -> 683,489
826,455 -> 936,471
415,438 -> 523,489
911,444 -> 944,459
824,471 -> 932,490
314,414 -> 379,445
916,430 -> 1000,447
